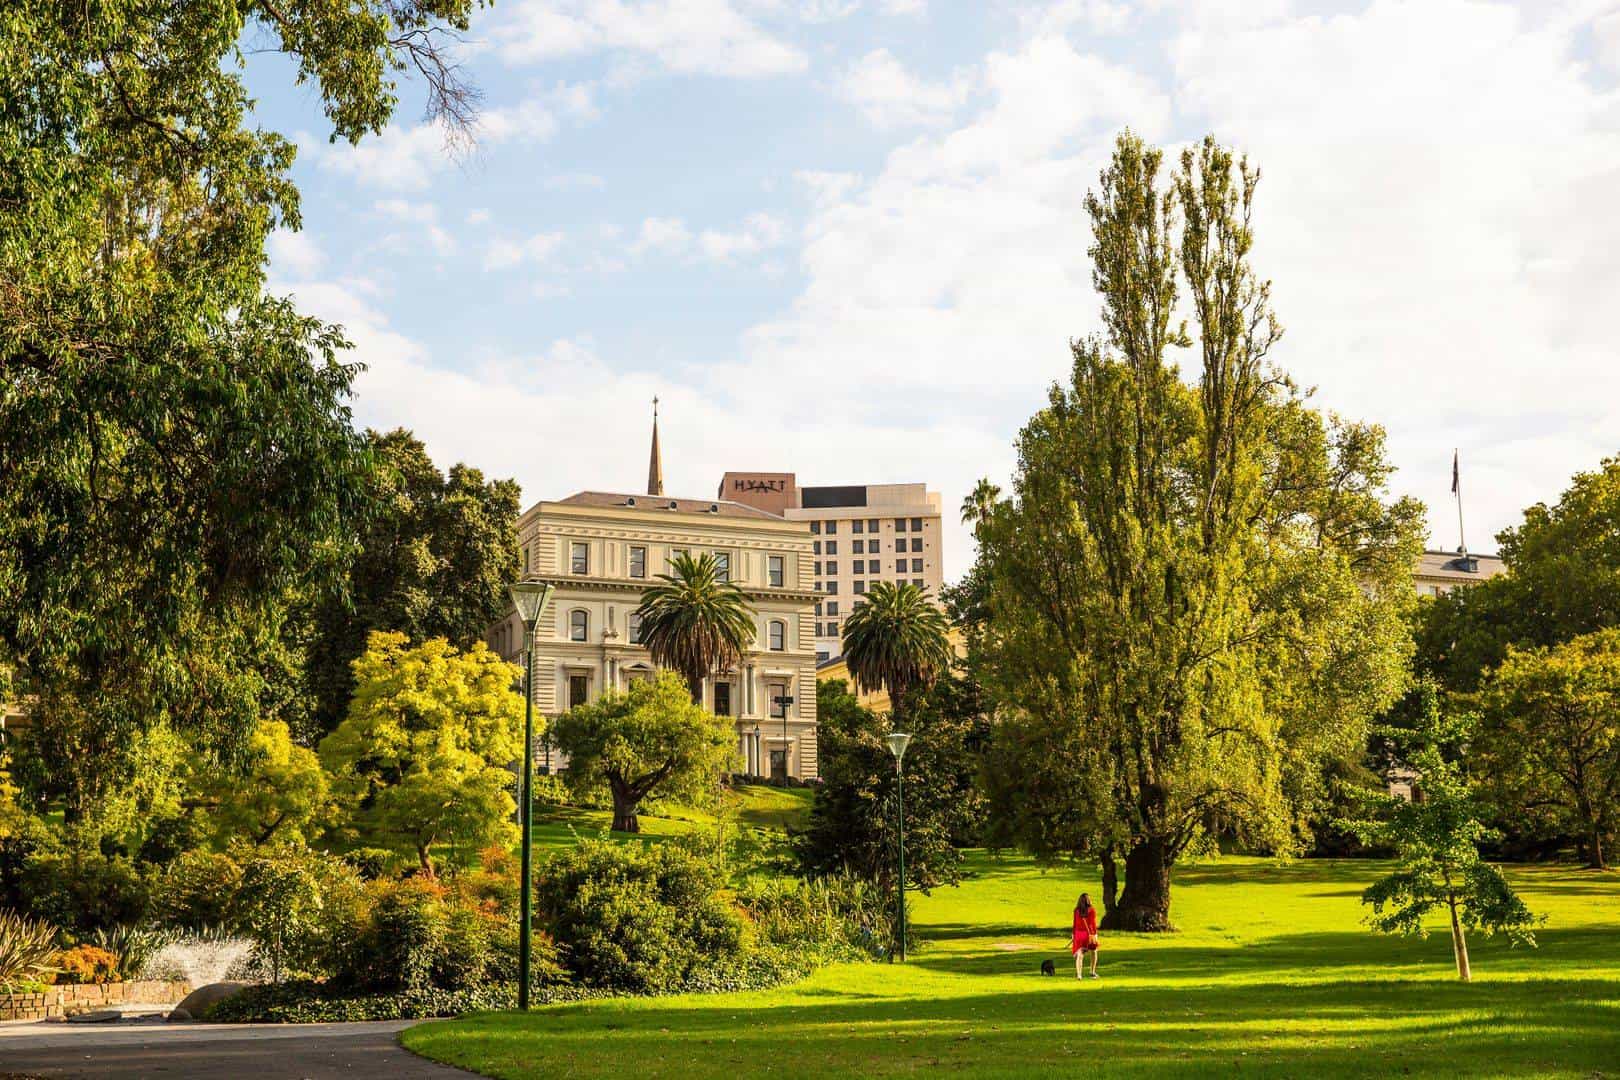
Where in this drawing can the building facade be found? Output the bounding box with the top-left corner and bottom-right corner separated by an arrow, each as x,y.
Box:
719,473 -> 944,662
1414,549 -> 1505,596
487,491 -> 822,780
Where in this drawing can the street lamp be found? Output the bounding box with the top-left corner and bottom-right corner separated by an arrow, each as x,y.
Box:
885,732 -> 912,962
752,724 -> 762,777
509,579 -> 555,1011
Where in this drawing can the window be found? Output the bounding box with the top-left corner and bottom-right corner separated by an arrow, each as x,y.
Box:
768,555 -> 784,587
568,674 -> 589,709
522,547 -> 530,573
868,518 -> 879,532
714,682 -> 731,717
629,545 -> 647,578
768,620 -> 785,651
667,546 -> 689,570
911,518 -> 923,531
571,542 -> 589,574
911,537 -> 923,553
813,540 -> 822,555
825,541 -> 838,555
628,612 -> 644,645
713,551 -> 730,582
827,601 -> 839,616
912,558 -> 923,573
815,601 -> 823,616
852,539 -> 864,554
810,520 -> 821,535
826,581 -> 839,595
895,518 -> 907,532
854,581 -> 866,594
825,520 -> 837,535
853,559 -> 865,574
896,559 -> 906,574
826,561 -> 838,575
852,519 -> 864,534
913,578 -> 924,587
569,610 -> 588,641
814,561 -> 822,576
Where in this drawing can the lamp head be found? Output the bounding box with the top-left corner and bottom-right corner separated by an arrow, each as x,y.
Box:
508,580 -> 555,632
885,732 -> 912,769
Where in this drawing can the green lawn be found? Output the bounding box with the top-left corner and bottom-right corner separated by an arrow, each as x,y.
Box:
408,846 -> 1620,1078
527,784 -> 814,853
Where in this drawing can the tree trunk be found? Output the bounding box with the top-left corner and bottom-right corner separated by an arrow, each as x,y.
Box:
1447,891 -> 1471,982
1589,824 -> 1606,871
610,783 -> 641,833
1103,836 -> 1173,932
1100,849 -> 1119,919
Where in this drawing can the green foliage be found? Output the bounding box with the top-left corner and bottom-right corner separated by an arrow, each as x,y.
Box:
1345,693 -> 1540,980
320,632 -> 522,874
153,850 -> 243,931
20,848 -> 152,933
358,878 -> 448,992
840,582 -> 953,702
88,924 -> 173,981
203,720 -> 332,849
54,944 -> 119,985
202,980 -> 537,1024
633,552 -> 758,700
0,908 -> 59,992
551,672 -> 738,834
308,430 -> 520,737
534,838 -> 745,993
1478,629 -> 1620,868
235,848 -> 360,984
973,132 -> 1421,930
737,873 -> 896,961
797,679 -> 985,892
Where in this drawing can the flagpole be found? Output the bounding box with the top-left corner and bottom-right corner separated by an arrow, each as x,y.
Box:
1453,449 -> 1468,559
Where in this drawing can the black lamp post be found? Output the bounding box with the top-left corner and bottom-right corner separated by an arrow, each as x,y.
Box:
752,724 -> 762,777
508,580 -> 554,1011
885,732 -> 912,962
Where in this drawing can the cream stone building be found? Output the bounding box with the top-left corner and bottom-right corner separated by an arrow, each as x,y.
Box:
1413,548 -> 1505,596
488,416 -> 821,780
719,473 -> 944,662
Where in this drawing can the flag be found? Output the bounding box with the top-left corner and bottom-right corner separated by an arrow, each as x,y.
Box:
1451,450 -> 1459,495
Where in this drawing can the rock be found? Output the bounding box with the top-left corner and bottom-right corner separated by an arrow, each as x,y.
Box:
66,1010 -> 120,1023
169,981 -> 251,1022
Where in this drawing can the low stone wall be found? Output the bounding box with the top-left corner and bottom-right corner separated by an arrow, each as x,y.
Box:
0,980 -> 192,1021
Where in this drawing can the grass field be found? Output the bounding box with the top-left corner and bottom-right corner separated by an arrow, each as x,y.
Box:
407,808 -> 1620,1078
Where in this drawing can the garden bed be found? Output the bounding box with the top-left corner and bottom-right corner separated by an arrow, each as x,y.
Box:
0,980 -> 192,1021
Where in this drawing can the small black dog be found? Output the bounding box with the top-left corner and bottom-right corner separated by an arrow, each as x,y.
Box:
1040,958 -> 1056,976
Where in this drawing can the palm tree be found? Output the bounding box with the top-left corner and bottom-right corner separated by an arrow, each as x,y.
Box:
960,478 -> 1001,527
634,551 -> 757,703
841,581 -> 953,709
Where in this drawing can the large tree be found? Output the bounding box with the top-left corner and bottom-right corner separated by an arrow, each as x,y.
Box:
840,581 -> 953,710
550,672 -> 736,833
1478,629 -> 1620,869
320,632 -> 523,876
0,2 -> 486,765
308,429 -> 520,736
634,553 -> 757,703
974,133 -> 1422,930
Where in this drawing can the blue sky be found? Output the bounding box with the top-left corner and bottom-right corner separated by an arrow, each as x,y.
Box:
252,0 -> 1620,579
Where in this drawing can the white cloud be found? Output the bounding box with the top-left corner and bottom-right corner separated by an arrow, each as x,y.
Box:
466,208 -> 492,225
837,48 -> 974,128
492,0 -> 808,77
374,199 -> 457,255
484,232 -> 566,270
266,229 -> 326,279
878,0 -> 926,14
698,212 -> 787,260
798,0 -> 860,22
631,216 -> 694,255
1596,10 -> 1620,71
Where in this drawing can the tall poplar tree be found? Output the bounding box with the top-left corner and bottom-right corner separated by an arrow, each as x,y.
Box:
975,133 -> 1422,930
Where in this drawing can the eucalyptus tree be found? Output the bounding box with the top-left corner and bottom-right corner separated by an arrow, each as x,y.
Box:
633,552 -> 757,702
974,132 -> 1423,930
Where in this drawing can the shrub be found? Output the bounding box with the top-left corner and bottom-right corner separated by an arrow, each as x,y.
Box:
55,944 -> 119,984
738,873 -> 893,960
235,848 -> 362,983
0,908 -> 59,992
534,838 -> 744,993
201,979 -> 577,1023
20,849 -> 151,932
339,847 -> 397,881
89,924 -> 173,981
358,878 -> 447,991
434,903 -> 490,991
153,851 -> 242,930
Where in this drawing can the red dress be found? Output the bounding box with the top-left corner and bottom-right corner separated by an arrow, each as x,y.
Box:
1071,907 -> 1098,953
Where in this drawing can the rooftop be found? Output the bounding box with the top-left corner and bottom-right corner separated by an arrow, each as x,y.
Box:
551,491 -> 787,521
1416,549 -> 1506,582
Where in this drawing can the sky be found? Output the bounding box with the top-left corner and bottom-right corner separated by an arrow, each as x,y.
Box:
251,0 -> 1620,581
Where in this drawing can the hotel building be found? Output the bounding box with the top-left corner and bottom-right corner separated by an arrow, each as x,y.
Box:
718,473 -> 944,662
488,417 -> 821,780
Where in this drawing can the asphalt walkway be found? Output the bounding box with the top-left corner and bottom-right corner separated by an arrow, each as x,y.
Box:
0,1018 -> 475,1079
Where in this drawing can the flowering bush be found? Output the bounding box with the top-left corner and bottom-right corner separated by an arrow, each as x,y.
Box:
55,944 -> 118,984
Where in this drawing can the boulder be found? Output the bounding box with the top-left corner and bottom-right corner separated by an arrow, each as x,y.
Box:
168,981 -> 251,1022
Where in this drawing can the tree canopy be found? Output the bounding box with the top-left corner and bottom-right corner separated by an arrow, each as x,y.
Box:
319,632 -> 523,875
840,582 -> 953,705
550,672 -> 737,833
972,132 -> 1422,930
634,553 -> 757,702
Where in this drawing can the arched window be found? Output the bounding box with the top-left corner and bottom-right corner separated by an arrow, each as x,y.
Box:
628,612 -> 644,645
768,620 -> 785,651
569,609 -> 589,642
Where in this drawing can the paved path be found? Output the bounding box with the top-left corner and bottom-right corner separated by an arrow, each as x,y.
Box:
0,1018 -> 476,1079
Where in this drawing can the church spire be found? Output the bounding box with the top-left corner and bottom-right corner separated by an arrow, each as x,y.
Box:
647,396 -> 664,496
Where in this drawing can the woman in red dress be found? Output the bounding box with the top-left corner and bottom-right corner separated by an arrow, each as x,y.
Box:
1071,893 -> 1100,979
